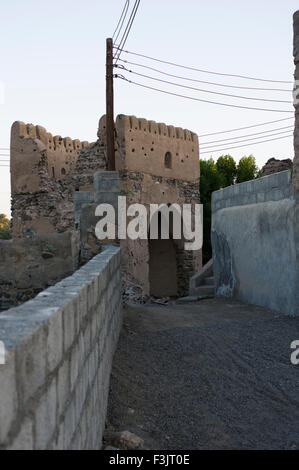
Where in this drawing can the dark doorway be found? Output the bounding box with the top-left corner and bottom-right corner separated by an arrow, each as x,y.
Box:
149,238 -> 178,297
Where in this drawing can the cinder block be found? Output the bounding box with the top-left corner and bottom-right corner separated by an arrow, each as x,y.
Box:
8,418 -> 34,450
63,298 -> 78,353
63,400 -> 76,449
46,310 -> 63,373
17,327 -> 47,405
0,351 -> 17,444
70,343 -> 79,391
57,359 -> 70,417
34,377 -> 57,450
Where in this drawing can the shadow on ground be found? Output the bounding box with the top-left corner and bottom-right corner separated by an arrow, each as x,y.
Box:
105,298 -> 299,450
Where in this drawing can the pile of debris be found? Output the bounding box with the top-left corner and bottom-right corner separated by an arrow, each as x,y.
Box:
122,274 -> 170,306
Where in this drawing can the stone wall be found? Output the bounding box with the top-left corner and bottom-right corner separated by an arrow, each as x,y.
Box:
0,245 -> 122,450
0,232 -> 80,311
262,158 -> 293,176
294,10 -> 299,191
211,171 -> 298,315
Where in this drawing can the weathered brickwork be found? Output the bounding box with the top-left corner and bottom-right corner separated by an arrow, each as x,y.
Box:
10,113 -> 201,298
10,122 -> 107,239
118,171 -> 201,297
0,246 -> 122,450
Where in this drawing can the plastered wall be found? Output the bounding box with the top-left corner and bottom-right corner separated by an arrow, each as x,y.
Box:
293,10 -> 299,190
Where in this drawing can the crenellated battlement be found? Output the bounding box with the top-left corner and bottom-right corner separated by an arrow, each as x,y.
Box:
115,115 -> 198,143
114,114 -> 200,181
11,121 -> 90,153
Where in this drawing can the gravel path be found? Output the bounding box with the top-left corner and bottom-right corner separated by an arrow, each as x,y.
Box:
105,298 -> 299,450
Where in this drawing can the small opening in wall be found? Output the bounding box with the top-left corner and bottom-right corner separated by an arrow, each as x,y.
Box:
165,152 -> 172,169
132,148 -> 135,152
61,168 -> 66,175
52,167 -> 55,178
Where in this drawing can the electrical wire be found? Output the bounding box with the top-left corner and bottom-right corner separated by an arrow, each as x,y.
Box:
116,65 -> 292,103
200,125 -> 293,145
117,58 -> 292,93
198,117 -> 294,137
115,75 -> 294,113
113,46 -> 292,83
114,0 -> 141,64
200,129 -> 293,149
113,0 -> 130,44
200,133 -> 293,154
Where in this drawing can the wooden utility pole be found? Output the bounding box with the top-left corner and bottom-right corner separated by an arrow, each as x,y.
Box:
106,38 -> 115,171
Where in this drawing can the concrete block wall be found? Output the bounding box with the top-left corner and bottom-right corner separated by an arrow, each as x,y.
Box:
211,171 -> 299,316
0,245 -> 122,449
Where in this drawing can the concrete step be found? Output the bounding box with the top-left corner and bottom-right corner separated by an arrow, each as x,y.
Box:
192,285 -> 215,297
203,276 -> 214,286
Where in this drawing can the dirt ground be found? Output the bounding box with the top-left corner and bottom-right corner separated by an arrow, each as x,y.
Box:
105,298 -> 299,450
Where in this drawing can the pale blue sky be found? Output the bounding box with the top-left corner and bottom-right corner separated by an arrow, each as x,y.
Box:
0,0 -> 297,216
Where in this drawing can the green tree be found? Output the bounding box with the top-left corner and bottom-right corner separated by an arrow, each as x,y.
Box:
236,155 -> 260,183
216,154 -> 237,187
200,159 -> 225,263
0,214 -> 10,240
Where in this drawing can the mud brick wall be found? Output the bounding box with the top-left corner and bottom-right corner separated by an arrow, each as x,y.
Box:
0,245 -> 122,450
0,232 -> 80,311
10,121 -> 106,239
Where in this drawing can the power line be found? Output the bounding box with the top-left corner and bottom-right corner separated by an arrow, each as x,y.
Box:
200,134 -> 293,154
112,0 -> 130,43
114,0 -> 141,64
117,58 -> 292,93
116,75 -> 294,113
198,117 -> 294,137
200,129 -> 293,149
113,46 -> 292,84
116,65 -> 292,103
200,125 -> 293,145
